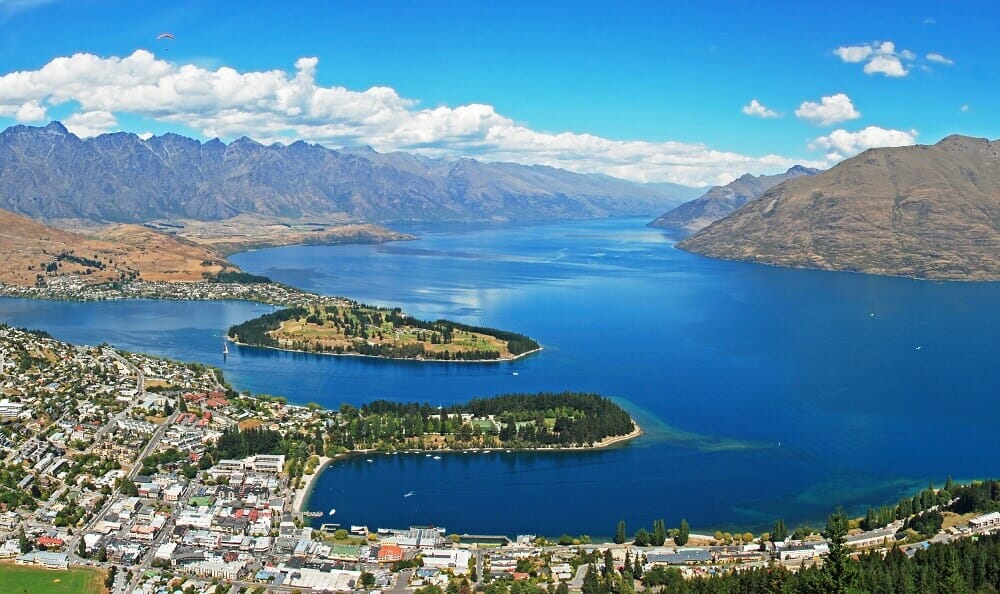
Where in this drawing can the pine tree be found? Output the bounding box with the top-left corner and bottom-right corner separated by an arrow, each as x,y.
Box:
824,508 -> 852,594
652,519 -> 666,546
614,520 -> 627,545
18,527 -> 30,553
582,565 -> 600,594
771,519 -> 788,542
602,548 -> 614,577
675,519 -> 690,546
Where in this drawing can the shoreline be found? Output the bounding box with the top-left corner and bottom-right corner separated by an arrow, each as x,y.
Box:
293,455 -> 332,513
228,337 -> 543,364
295,418 -> 642,514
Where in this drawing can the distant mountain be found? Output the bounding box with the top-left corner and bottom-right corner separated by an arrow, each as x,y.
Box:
0,208 -> 237,286
679,135 -> 1000,280
648,165 -> 819,235
0,122 -> 699,225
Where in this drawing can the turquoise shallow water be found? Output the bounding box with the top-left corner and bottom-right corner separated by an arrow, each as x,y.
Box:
3,217 -> 998,537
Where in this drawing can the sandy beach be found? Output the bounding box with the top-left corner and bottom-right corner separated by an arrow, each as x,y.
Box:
293,455 -> 331,513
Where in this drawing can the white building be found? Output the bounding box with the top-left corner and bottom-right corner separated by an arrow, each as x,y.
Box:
970,512 -> 1000,530
422,548 -> 472,574
0,399 -> 24,419
247,454 -> 285,473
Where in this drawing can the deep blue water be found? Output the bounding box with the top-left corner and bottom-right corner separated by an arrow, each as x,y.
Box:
2,217 -> 998,537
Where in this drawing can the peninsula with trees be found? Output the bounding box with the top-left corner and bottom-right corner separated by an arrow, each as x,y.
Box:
228,303 -> 541,361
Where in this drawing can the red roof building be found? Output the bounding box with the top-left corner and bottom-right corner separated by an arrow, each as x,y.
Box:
378,545 -> 404,562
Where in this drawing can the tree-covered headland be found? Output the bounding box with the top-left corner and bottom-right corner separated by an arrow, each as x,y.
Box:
228,304 -> 540,361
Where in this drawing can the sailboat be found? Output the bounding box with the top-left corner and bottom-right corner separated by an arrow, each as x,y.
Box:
223,342 -> 229,355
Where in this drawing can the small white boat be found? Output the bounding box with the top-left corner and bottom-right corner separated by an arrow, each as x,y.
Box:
512,372 -> 519,376
223,342 -> 229,355
505,449 -> 511,453
329,508 -> 336,515
404,491 -> 415,498
366,458 -> 374,463
425,453 -> 432,457
432,455 -> 442,460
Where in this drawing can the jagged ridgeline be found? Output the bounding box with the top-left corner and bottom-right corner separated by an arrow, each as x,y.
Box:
227,304 -> 540,361
359,392 -> 635,447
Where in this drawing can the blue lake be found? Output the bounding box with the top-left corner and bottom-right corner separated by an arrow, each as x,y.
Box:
2,217 -> 998,537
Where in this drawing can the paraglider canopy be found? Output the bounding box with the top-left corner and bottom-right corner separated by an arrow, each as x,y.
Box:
156,33 -> 175,40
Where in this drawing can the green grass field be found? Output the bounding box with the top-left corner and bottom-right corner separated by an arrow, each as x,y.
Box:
0,564 -> 105,594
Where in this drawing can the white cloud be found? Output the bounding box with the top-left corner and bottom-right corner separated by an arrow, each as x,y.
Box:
15,99 -> 45,122
794,93 -> 861,126
926,52 -> 954,65
741,99 -> 779,118
810,126 -> 918,161
835,40 -> 912,77
63,110 -> 117,137
0,99 -> 46,122
833,45 -> 874,63
864,55 -> 907,77
0,50 -> 828,186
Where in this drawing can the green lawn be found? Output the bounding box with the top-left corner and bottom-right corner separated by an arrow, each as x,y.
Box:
0,564 -> 105,594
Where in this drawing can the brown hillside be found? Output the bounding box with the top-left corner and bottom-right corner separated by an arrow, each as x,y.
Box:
0,210 -> 234,286
678,135 -> 1000,280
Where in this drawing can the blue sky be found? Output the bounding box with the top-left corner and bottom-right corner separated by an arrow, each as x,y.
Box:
0,0 -> 996,186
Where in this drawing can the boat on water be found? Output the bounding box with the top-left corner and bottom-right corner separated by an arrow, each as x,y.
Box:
366,459 -> 373,463
404,490 -> 415,498
425,453 -> 432,457
350,525 -> 368,535
223,342 -> 229,355
432,455 -> 442,460
303,511 -> 323,518
329,508 -> 336,515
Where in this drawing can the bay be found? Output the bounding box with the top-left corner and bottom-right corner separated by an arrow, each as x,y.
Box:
2,217 -> 998,537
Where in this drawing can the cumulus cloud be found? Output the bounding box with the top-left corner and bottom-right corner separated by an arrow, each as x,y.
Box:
833,45 -> 874,63
810,126 -> 918,161
15,99 -> 46,122
741,99 -> 779,118
0,99 -> 46,122
864,55 -> 907,77
835,41 -> 912,77
794,93 -> 861,126
63,110 -> 117,137
0,50 -> 828,186
926,52 -> 954,65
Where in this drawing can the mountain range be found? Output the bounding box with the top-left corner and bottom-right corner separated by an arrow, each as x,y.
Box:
648,165 -> 819,235
0,122 -> 700,225
679,135 -> 1000,280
